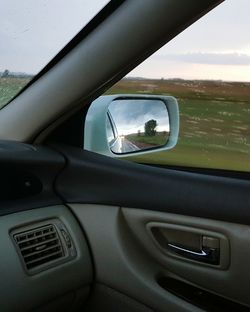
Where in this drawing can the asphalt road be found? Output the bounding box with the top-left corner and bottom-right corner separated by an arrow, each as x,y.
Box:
121,138 -> 140,153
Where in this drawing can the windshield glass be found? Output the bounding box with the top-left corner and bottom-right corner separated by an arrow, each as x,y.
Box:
0,0 -> 108,109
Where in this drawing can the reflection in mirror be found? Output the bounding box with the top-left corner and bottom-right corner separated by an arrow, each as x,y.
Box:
106,99 -> 170,154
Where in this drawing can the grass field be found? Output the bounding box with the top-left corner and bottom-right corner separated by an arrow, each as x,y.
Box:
1,76 -> 250,172
107,78 -> 250,172
126,132 -> 168,148
0,77 -> 32,108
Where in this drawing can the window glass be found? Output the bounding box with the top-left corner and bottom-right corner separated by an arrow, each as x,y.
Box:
0,0 -> 108,108
106,0 -> 250,172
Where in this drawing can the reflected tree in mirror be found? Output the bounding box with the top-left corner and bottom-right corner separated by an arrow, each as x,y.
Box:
106,99 -> 170,154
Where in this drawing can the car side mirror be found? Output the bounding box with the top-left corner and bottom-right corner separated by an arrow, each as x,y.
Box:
84,94 -> 179,158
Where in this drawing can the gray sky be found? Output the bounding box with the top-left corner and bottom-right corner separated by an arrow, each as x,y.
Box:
0,0 -> 108,74
131,0 -> 250,82
109,99 -> 169,135
1,0 -> 250,81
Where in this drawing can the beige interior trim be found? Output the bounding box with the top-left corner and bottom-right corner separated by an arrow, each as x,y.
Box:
70,204 -> 204,312
122,207 -> 250,308
69,204 -> 250,310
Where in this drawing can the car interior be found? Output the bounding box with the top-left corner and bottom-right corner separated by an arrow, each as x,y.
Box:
0,0 -> 250,311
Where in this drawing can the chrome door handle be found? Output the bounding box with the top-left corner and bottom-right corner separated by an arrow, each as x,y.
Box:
167,243 -> 219,264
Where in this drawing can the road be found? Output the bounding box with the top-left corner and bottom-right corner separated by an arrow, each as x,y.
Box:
120,138 -> 140,153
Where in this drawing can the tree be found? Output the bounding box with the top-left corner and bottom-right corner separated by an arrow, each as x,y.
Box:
144,119 -> 157,136
2,69 -> 10,78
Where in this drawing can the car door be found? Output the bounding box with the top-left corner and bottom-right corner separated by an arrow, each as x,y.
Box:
50,144 -> 250,312
49,1 -> 249,310
0,0 -> 250,311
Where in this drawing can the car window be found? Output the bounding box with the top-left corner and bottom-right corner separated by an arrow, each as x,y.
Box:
105,0 -> 250,173
0,0 -> 108,109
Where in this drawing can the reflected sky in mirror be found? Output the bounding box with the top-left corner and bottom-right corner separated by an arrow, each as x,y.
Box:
108,99 -> 169,136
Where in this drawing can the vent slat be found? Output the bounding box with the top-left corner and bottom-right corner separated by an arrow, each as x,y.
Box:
20,237 -> 59,252
26,252 -> 64,270
25,250 -> 63,266
14,224 -> 64,271
23,243 -> 62,259
17,232 -> 56,246
15,226 -> 55,242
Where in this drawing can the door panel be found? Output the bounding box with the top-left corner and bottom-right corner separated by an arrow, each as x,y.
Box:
53,145 -> 250,311
70,204 -> 250,311
122,208 -> 250,308
70,204 -> 201,312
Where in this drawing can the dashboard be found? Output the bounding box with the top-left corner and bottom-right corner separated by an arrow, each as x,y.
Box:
0,141 -> 92,311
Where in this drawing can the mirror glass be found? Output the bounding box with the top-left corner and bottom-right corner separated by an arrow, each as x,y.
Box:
106,99 -> 170,154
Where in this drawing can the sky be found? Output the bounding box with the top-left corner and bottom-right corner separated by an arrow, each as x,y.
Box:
0,0 -> 108,74
109,99 -> 169,135
0,0 -> 250,82
131,0 -> 250,82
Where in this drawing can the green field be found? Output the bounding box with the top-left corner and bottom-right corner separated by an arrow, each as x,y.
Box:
0,77 -> 32,108
1,76 -> 250,172
107,78 -> 250,172
126,132 -> 168,148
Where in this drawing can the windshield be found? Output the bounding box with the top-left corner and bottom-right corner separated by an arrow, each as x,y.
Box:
0,0 -> 108,109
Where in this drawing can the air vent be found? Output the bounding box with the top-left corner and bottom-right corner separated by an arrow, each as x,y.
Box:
14,224 -> 64,271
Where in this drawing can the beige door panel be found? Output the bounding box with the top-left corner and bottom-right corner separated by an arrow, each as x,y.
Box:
69,204 -> 250,310
122,208 -> 250,308
70,204 -> 202,312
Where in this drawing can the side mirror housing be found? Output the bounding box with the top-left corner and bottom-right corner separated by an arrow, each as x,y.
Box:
84,94 -> 179,158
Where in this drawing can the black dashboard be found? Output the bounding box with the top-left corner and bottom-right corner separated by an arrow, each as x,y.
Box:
0,141 -> 64,215
0,141 -> 92,312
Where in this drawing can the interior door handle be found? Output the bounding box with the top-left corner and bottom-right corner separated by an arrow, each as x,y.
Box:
167,242 -> 219,265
